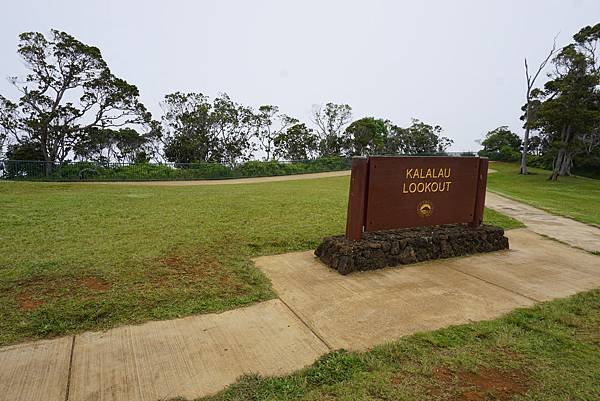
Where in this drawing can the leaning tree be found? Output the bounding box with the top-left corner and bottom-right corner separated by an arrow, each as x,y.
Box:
0,30 -> 150,173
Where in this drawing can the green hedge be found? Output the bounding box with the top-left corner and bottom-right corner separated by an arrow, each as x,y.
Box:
478,146 -> 521,162
2,157 -> 351,181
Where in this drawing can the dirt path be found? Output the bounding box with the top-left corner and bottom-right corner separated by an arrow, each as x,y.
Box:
78,170 -> 351,186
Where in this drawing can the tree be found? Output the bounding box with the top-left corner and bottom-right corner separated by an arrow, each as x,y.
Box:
254,105 -> 298,161
531,24 -> 600,180
390,119 -> 453,155
113,128 -> 154,162
161,92 -> 256,166
0,30 -> 150,174
527,135 -> 545,156
273,123 -> 318,160
380,121 -> 403,154
520,37 -> 559,174
161,92 -> 214,164
211,93 -> 256,167
344,117 -> 387,156
0,97 -> 18,157
478,126 -> 522,161
312,103 -> 352,156
6,141 -> 44,160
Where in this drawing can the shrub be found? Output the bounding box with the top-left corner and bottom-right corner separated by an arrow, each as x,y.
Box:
303,156 -> 351,172
235,160 -> 306,177
527,154 -> 553,170
3,156 -> 352,181
478,146 -> 521,162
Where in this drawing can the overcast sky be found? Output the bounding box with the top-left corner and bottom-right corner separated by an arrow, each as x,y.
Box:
1,0 -> 598,151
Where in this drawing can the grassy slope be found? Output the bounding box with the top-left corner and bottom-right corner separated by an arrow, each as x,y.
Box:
0,176 -> 520,345
488,162 -> 600,226
199,289 -> 600,401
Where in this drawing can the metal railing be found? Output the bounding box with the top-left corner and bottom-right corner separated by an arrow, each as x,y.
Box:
0,152 -> 480,182
0,158 -> 353,182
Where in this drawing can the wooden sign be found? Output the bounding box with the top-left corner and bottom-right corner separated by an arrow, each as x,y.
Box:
346,156 -> 489,240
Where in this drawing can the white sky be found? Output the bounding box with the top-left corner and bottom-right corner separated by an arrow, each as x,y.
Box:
1,0 -> 598,151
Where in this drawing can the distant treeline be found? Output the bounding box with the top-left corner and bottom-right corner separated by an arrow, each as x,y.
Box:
0,30 -> 452,177
2,26 -> 599,180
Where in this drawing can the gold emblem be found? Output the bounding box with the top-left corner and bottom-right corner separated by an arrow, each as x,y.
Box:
417,200 -> 434,218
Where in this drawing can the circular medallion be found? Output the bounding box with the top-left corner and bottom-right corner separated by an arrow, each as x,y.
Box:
417,200 -> 434,218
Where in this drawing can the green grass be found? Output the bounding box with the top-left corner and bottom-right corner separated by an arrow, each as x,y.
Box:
488,162 -> 600,227
199,289 -> 600,401
0,176 -> 520,345
483,207 -> 524,229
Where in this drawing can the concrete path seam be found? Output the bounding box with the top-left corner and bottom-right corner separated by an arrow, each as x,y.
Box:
488,190 -> 600,230
64,335 -> 75,401
277,296 -> 335,352
446,263 -> 542,303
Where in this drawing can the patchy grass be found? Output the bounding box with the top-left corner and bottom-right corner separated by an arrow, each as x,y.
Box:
488,162 -> 600,226
199,289 -> 600,401
483,207 -> 524,230
1,176 -> 519,345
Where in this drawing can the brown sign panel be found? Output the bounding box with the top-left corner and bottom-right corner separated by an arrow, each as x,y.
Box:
346,156 -> 489,240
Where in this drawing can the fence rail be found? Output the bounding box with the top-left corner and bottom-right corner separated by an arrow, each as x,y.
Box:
0,153 -> 478,182
0,158 -> 354,182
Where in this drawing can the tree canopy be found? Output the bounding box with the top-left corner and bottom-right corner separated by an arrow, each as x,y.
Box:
527,24 -> 600,180
344,117 -> 387,156
0,30 -> 151,171
478,126 -> 522,161
0,29 -> 459,170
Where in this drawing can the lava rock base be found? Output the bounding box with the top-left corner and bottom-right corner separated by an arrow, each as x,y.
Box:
315,224 -> 509,275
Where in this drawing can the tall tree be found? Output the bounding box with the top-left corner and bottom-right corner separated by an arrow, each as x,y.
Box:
0,97 -> 18,157
161,92 -> 214,164
161,92 -> 257,166
311,102 -> 352,156
344,117 -> 387,156
254,105 -> 298,161
273,123 -> 319,160
389,119 -> 453,155
520,37 -> 559,174
478,126 -> 522,161
211,93 -> 256,167
0,30 -> 150,173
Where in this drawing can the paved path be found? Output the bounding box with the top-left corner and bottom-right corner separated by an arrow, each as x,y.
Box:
486,191 -> 600,253
255,229 -> 600,351
2,193 -> 600,401
1,300 -> 327,401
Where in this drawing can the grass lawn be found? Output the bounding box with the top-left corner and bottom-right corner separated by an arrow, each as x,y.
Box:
199,289 -> 600,401
0,176 -> 521,345
488,162 -> 600,227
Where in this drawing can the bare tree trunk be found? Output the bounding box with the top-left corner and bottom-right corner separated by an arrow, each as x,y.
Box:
520,104 -> 531,174
521,38 -> 558,175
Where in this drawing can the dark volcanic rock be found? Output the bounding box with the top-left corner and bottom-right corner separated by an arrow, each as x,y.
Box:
315,224 -> 509,275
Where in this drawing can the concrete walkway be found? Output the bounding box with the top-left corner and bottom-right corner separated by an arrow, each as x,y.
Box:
486,191 -> 600,253
2,194 -> 600,401
1,300 -> 328,401
255,229 -> 600,351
